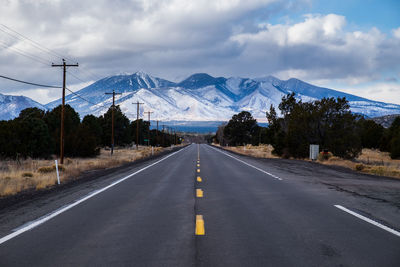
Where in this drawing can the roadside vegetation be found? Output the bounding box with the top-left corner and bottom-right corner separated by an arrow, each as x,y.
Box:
0,105 -> 183,197
0,146 -> 169,197
213,93 -> 400,179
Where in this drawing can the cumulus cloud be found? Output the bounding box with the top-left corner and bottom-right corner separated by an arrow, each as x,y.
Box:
231,14 -> 400,82
0,0 -> 399,104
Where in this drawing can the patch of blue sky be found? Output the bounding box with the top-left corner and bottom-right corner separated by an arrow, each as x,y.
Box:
264,0 -> 400,33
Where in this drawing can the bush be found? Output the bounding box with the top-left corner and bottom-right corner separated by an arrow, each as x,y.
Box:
355,164 -> 365,171
318,151 -> 333,161
22,172 -> 34,178
37,164 -> 65,173
38,166 -> 54,173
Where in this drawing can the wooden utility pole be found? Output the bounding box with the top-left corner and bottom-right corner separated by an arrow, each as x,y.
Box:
105,90 -> 122,155
52,59 -> 78,164
144,111 -> 153,146
133,101 -> 144,149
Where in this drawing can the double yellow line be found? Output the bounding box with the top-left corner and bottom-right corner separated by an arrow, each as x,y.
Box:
196,144 -> 205,235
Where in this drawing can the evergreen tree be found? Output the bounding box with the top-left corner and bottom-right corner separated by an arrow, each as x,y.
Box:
224,111 -> 258,146
99,106 -> 132,147
44,104 -> 80,155
266,94 -> 361,159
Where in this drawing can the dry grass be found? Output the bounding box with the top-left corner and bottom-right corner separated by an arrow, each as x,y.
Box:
0,146 -> 174,197
215,144 -> 400,180
320,149 -> 400,179
216,144 -> 278,158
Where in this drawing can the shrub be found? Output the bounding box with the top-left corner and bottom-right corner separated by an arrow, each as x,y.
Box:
355,164 -> 365,171
38,164 -> 65,173
38,166 -> 55,173
318,151 -> 333,161
22,172 -> 34,177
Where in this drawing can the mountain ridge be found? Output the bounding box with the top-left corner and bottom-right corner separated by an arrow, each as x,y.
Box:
44,71 -> 400,122
2,71 -> 399,122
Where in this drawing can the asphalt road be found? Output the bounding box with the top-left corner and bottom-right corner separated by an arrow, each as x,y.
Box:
0,144 -> 399,266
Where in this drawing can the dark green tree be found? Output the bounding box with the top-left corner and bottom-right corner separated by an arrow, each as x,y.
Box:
224,111 -> 258,146
266,94 -> 362,159
44,104 -> 80,155
82,114 -> 103,145
358,118 -> 384,149
99,106 -> 132,147
130,119 -> 150,146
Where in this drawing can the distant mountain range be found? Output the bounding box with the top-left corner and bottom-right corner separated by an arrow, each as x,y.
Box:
2,71 -> 400,122
0,93 -> 46,121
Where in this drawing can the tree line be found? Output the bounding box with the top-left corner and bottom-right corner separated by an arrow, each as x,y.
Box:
0,105 -> 180,159
214,93 -> 400,159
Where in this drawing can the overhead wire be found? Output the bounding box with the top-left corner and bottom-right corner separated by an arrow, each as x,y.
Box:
0,23 -> 102,82
0,74 -> 61,88
0,23 -> 73,62
65,87 -> 111,110
0,41 -> 51,66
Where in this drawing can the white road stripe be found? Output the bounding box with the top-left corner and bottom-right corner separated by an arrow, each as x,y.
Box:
0,146 -> 189,246
334,205 -> 400,238
207,145 -> 282,180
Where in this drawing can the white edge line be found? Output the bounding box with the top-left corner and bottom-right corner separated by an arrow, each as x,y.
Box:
0,146 -> 188,245
334,205 -> 400,238
208,145 -> 282,180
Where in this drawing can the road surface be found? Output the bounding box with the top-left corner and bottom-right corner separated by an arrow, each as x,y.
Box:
0,144 -> 399,266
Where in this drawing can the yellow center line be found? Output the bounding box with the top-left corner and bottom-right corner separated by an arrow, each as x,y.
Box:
196,188 -> 203,198
195,215 -> 205,235
197,176 -> 202,182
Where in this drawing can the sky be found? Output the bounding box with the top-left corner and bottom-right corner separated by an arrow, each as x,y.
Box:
0,0 -> 399,105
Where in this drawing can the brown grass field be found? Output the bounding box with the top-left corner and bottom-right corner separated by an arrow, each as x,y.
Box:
215,144 -> 400,180
0,146 -> 174,197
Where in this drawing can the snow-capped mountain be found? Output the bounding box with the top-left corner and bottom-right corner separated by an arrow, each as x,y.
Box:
0,93 -> 46,121
45,71 -> 400,122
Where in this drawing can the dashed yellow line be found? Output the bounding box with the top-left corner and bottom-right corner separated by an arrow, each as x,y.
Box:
195,215 -> 205,235
196,188 -> 203,198
197,176 -> 202,182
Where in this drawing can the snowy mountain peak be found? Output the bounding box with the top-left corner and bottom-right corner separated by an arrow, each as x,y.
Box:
38,72 -> 400,123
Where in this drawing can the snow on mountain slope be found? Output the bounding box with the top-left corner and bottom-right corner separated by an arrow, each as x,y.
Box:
0,93 -> 46,120
42,71 -> 400,122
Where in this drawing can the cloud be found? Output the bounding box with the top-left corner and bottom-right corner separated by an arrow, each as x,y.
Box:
393,27 -> 400,39
230,14 -> 400,82
0,1 -> 399,105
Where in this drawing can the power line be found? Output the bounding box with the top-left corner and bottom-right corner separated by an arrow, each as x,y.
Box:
0,23 -> 102,82
64,87 -> 107,109
66,70 -> 91,84
0,41 -> 51,66
0,23 -> 74,62
0,74 -> 61,88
